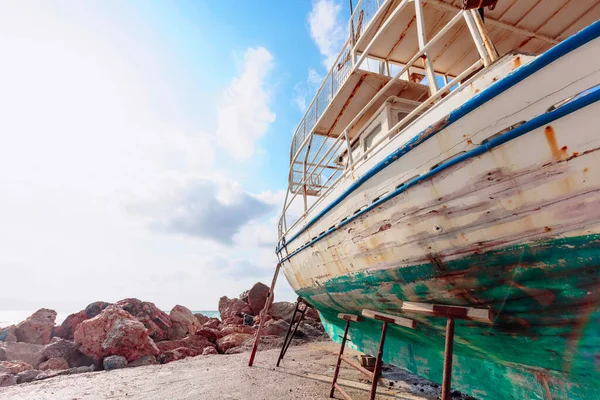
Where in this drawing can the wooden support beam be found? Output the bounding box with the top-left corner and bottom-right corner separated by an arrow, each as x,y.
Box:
338,313 -> 362,322
362,309 -> 417,329
402,301 -> 494,324
341,354 -> 375,380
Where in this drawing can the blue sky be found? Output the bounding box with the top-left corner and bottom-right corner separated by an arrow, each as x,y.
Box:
0,0 -> 351,314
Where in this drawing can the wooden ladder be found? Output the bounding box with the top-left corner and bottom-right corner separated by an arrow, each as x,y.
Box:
330,310 -> 416,400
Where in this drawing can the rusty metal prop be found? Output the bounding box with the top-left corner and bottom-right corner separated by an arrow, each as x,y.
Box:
277,297 -> 309,367
442,318 -> 456,400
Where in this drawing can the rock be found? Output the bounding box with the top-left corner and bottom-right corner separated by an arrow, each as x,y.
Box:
268,302 -> 297,322
216,333 -> 254,353
202,346 -> 218,355
103,355 -> 128,370
0,360 -> 33,374
193,313 -> 210,326
156,335 -> 214,355
16,369 -> 41,384
217,325 -> 255,338
167,305 -> 200,340
74,305 -> 159,362
0,325 -> 18,342
50,325 -> 67,340
61,301 -> 111,340
218,296 -> 253,323
158,347 -> 200,364
0,342 -> 44,367
222,316 -> 243,326
253,314 -> 272,325
203,318 -> 221,330
263,319 -> 290,336
305,307 -> 320,321
297,322 -> 326,339
0,372 -> 17,387
42,338 -> 94,368
195,327 -> 219,342
239,290 -> 249,303
246,282 -> 270,315
34,365 -> 95,381
0,346 -> 5,361
15,308 -> 57,345
128,355 -> 157,367
116,298 -> 172,342
38,357 -> 69,371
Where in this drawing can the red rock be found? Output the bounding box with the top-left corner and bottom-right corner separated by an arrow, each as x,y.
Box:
217,325 -> 256,338
128,355 -> 157,367
116,298 -> 172,342
239,290 -> 249,303
0,342 -> 44,367
15,309 -> 57,345
0,372 -> 17,387
0,325 -> 17,342
61,301 -> 111,340
42,338 -> 93,368
194,313 -> 210,325
202,346 -> 218,355
50,325 -> 67,340
253,314 -> 272,325
268,302 -> 297,322
167,305 -> 200,340
203,318 -> 221,330
74,305 -> 159,362
218,296 -> 253,322
38,357 -> 69,371
85,301 -> 112,317
216,333 -> 254,353
156,335 -> 213,354
263,319 -> 290,336
195,327 -> 219,342
305,307 -> 320,321
222,316 -> 243,326
0,360 -> 33,374
246,282 -> 270,315
158,346 -> 200,364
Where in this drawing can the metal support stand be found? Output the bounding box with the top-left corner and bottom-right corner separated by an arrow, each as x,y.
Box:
441,318 -> 455,400
277,297 -> 309,367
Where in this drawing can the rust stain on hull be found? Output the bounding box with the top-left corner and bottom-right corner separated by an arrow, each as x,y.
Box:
544,125 -> 568,160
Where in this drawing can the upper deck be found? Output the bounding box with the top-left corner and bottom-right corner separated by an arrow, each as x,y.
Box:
282,0 -> 600,239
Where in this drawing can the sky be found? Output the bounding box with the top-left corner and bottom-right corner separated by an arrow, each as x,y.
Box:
0,0 -> 351,315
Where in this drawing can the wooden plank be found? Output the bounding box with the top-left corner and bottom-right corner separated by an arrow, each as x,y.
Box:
334,382 -> 354,400
341,354 -> 374,380
402,301 -> 494,323
338,313 -> 362,322
362,309 -> 416,329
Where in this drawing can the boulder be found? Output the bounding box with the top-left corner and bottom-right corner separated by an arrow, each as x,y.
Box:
239,290 -> 250,303
50,325 -> 67,340
116,298 -> 172,342
42,338 -> 93,368
202,346 -> 218,355
218,296 -> 253,323
297,322 -> 326,339
128,355 -> 157,368
38,357 -> 69,371
216,333 -> 254,353
246,282 -> 270,315
156,335 -> 213,354
195,327 -> 219,343
34,365 -> 95,381
263,319 -> 290,336
0,325 -> 18,342
16,369 -> 41,384
167,305 -> 200,340
305,307 -> 320,321
74,305 -> 159,362
158,347 -> 200,364
222,316 -> 243,326
203,318 -> 220,330
0,342 -> 44,367
15,308 -> 57,345
0,360 -> 33,374
0,372 -> 17,387
193,313 -> 210,326
268,302 -> 297,322
61,301 -> 111,340
103,355 -> 128,370
217,325 -> 255,338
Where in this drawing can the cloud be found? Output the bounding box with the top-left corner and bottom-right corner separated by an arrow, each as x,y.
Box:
217,47 -> 276,161
130,177 -> 275,245
293,67 -> 323,112
308,0 -> 346,69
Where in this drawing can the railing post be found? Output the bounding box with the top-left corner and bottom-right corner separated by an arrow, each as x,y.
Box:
414,0 -> 439,95
464,10 -> 492,67
343,130 -> 354,172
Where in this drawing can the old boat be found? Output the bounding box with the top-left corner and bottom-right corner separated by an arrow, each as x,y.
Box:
276,0 -> 600,399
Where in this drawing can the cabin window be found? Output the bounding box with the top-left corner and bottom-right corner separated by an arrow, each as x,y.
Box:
363,123 -> 382,151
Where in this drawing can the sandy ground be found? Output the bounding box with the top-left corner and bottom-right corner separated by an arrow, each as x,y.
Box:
0,341 -> 457,400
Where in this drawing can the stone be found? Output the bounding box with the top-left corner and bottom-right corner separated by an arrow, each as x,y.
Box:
116,298 -> 172,342
0,360 -> 33,374
74,305 -> 159,362
0,372 -> 17,387
0,342 -> 44,367
202,346 -> 218,355
217,325 -> 256,338
297,322 -> 326,339
61,301 -> 111,340
127,355 -> 157,367
0,325 -> 18,342
16,369 -> 41,384
103,355 -> 128,370
222,316 -> 243,326
42,338 -> 94,368
218,296 -> 253,323
263,319 -> 290,336
268,302 -> 297,322
156,335 -> 213,354
203,318 -> 221,330
50,325 -> 67,340
158,347 -> 199,364
239,290 -> 250,303
195,327 -> 219,342
305,307 -> 320,321
193,313 -> 210,326
246,282 -> 270,315
216,333 -> 254,353
34,365 -> 95,381
167,305 -> 200,340
15,308 -> 57,345
38,357 -> 69,371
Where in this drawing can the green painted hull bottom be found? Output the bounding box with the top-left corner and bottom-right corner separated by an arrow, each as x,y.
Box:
295,234 -> 600,399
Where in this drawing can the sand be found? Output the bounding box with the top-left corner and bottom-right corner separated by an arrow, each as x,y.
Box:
0,342 -> 456,399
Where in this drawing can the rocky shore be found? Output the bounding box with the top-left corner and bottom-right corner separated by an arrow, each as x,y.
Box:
0,282 -> 325,388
